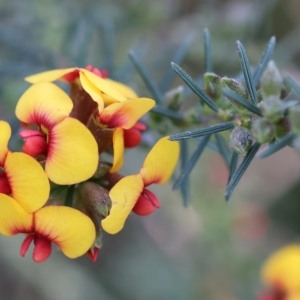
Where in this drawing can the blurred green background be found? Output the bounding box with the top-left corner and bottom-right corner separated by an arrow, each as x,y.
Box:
1,0 -> 300,299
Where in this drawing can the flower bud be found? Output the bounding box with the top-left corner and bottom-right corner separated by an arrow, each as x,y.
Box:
203,72 -> 222,99
289,105 -> 300,135
251,118 -> 275,144
92,162 -> 112,179
260,61 -> 282,98
132,188 -> 160,216
229,126 -> 253,156
79,182 -> 112,218
259,96 -> 284,124
221,77 -> 248,99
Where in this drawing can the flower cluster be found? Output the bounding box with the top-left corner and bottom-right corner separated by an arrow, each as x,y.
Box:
260,245 -> 300,300
0,66 -> 179,262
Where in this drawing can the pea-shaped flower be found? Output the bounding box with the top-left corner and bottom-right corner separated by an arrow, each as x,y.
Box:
101,137 -> 180,234
0,121 -> 49,212
0,197 -> 96,263
16,82 -> 98,185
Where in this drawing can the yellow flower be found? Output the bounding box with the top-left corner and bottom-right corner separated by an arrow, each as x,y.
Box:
101,137 -> 180,234
261,245 -> 300,298
0,196 -> 95,262
16,82 -> 98,185
0,121 -> 49,212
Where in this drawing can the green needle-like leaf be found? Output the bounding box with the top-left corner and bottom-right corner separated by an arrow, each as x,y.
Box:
236,41 -> 258,105
259,133 -> 296,158
286,76 -> 300,98
225,142 -> 261,201
171,62 -> 220,112
151,106 -> 184,120
179,140 -> 190,206
129,51 -> 164,104
160,34 -> 194,92
228,152 -> 239,183
203,28 -> 212,73
174,135 -> 211,193
222,88 -> 262,116
215,133 -> 232,168
282,100 -> 299,111
169,122 -> 234,141
253,36 -> 276,86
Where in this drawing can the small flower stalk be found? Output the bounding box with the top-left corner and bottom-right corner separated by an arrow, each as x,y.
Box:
0,65 -> 179,263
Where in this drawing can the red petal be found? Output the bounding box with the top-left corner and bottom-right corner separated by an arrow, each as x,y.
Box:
86,247 -> 100,262
33,235 -> 52,263
132,188 -> 160,216
123,128 -> 142,148
62,69 -> 80,82
20,234 -> 35,257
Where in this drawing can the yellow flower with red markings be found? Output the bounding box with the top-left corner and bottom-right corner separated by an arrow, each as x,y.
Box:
98,98 -> 155,172
101,136 -> 180,234
24,65 -> 138,110
260,245 -> 300,300
0,121 -> 49,213
16,82 -> 98,185
0,196 -> 95,262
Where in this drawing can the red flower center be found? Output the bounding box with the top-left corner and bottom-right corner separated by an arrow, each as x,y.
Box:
19,129 -> 48,157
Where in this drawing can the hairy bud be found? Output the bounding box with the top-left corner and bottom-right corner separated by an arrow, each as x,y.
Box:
229,126 -> 253,156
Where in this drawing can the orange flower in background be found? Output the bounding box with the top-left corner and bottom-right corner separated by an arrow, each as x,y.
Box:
0,120 -> 49,213
101,136 -> 180,234
260,245 -> 300,300
15,82 -> 98,185
0,196 -> 95,262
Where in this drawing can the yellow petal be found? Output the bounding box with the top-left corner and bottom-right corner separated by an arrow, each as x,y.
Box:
100,98 -> 155,129
25,68 -> 77,83
81,69 -> 127,102
110,128 -> 124,173
101,174 -> 144,234
45,117 -> 98,184
0,121 -> 11,166
105,79 -> 138,98
0,194 -> 33,236
34,206 -> 96,259
5,152 -> 50,213
79,71 -> 104,110
140,136 -> 180,185
102,79 -> 138,104
16,82 -> 73,127
262,245 -> 300,293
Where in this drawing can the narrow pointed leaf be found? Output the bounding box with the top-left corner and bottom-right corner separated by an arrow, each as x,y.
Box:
203,28 -> 212,73
236,41 -> 258,104
160,34 -> 194,92
179,140 -> 190,206
253,36 -> 276,85
169,122 -> 234,141
286,76 -> 300,98
171,62 -> 220,112
129,51 -> 163,104
282,100 -> 299,111
215,133 -> 232,168
223,88 -> 262,116
225,142 -> 261,201
173,135 -> 211,192
228,152 -> 239,183
259,133 -> 296,158
151,105 -> 184,120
